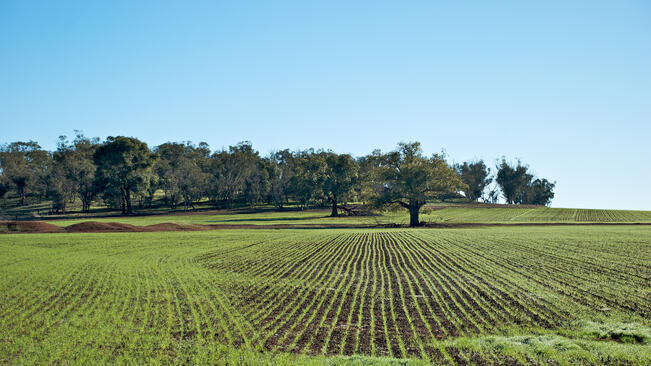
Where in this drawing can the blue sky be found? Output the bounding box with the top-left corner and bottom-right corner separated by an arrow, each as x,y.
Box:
1,1 -> 650,209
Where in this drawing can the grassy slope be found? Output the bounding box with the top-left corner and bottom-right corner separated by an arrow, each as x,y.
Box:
426,206 -> 651,223
3,192 -> 651,226
1,227 -> 649,365
3,189 -> 650,226
32,206 -> 651,227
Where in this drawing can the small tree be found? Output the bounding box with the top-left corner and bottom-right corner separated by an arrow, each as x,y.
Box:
0,141 -> 49,205
322,152 -> 358,216
266,149 -> 295,208
496,158 -> 555,205
524,178 -> 555,205
375,142 -> 466,227
54,133 -> 99,213
455,160 -> 492,201
495,158 -> 532,204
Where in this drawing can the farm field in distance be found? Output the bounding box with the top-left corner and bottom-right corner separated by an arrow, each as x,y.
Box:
6,205 -> 651,228
1,222 -> 649,365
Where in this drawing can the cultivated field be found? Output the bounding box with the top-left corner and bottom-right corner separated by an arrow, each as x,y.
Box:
8,205 -> 649,228
1,225 -> 649,365
426,206 -> 651,224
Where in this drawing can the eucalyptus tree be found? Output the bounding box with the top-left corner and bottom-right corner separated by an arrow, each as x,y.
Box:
93,136 -> 156,214
0,141 -> 50,205
155,142 -> 210,210
495,158 -> 533,204
524,178 -> 555,205
289,150 -> 326,209
53,133 -> 99,212
356,149 -> 384,205
266,149 -> 295,208
374,142 -> 466,226
496,158 -> 555,205
209,142 -> 260,208
455,160 -> 492,201
243,158 -> 270,207
322,152 -> 358,216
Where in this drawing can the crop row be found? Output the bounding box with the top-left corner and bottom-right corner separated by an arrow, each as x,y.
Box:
0,227 -> 649,364
429,206 -> 651,223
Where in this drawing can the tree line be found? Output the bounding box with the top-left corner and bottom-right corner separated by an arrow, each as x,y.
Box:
0,134 -> 555,226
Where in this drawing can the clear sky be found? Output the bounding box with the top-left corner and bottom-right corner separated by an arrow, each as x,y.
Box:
1,1 -> 650,209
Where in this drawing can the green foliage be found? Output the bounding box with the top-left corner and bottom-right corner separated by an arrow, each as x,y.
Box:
496,158 -> 555,205
495,158 -> 532,204
0,173 -> 9,198
0,141 -> 51,205
525,178 -> 555,205
155,142 -> 211,210
209,141 -> 261,208
373,142 -> 466,226
1,135 -> 564,217
288,149 -> 327,208
577,320 -> 650,344
93,136 -> 156,214
448,330 -> 651,365
47,133 -> 100,213
322,152 -> 358,216
455,160 -> 492,201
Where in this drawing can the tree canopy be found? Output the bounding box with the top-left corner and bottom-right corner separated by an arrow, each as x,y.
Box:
322,152 -> 358,216
495,159 -> 555,205
93,136 -> 156,214
373,142 -> 466,226
456,160 -> 492,202
0,135 -> 556,220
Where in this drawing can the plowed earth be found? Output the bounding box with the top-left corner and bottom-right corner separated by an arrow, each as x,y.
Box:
2,227 -> 648,364
2,220 -> 650,234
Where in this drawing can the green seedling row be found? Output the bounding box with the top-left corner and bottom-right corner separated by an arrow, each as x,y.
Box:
1,226 -> 649,365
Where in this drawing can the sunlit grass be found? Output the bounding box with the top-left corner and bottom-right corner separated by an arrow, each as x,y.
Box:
1,226 -> 649,364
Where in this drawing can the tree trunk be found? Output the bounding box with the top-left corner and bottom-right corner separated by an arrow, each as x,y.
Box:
124,187 -> 132,214
126,196 -> 132,214
409,202 -> 420,227
330,196 -> 338,217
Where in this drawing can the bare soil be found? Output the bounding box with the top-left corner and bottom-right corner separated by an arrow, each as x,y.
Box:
1,220 -> 649,234
0,221 -> 63,233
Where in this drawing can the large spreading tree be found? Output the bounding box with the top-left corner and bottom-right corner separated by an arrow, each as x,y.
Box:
375,142 -> 466,227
